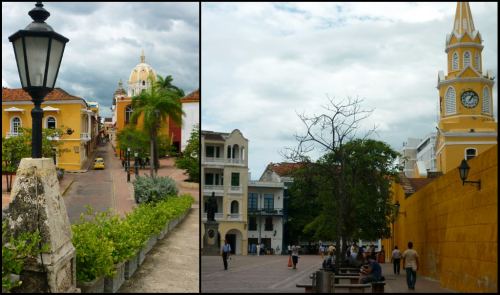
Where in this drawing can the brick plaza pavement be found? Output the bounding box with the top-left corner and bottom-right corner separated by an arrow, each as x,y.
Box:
201,255 -> 456,293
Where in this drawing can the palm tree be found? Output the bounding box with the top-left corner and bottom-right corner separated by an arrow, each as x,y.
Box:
156,74 -> 185,97
130,75 -> 184,177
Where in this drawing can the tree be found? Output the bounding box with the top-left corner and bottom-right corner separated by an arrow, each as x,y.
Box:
175,125 -> 199,182
283,96 -> 400,264
116,127 -> 150,158
130,74 -> 184,177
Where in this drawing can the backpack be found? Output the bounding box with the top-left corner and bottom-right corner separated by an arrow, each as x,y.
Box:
322,256 -> 334,270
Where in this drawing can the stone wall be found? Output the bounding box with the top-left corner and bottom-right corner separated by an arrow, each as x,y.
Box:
383,145 -> 497,292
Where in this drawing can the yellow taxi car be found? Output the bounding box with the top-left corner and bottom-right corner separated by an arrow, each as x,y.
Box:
93,157 -> 105,170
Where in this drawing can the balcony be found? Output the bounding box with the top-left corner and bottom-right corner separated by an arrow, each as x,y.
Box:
202,212 -> 224,221
6,132 -> 21,138
227,213 -> 242,221
80,132 -> 90,142
203,156 -> 225,164
203,184 -> 224,194
248,208 -> 284,216
229,186 -> 242,194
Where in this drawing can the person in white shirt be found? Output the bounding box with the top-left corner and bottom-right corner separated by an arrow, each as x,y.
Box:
391,245 -> 402,275
221,239 -> 232,270
402,241 -> 419,290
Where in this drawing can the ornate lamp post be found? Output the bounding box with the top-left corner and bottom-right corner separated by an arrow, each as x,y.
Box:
9,2 -> 69,158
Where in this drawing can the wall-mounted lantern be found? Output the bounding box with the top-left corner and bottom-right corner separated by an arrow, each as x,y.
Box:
458,159 -> 481,190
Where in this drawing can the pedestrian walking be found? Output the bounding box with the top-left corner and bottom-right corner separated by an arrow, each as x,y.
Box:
402,241 -> 419,290
291,245 -> 299,269
221,239 -> 231,270
319,244 -> 325,259
391,245 -> 401,275
288,244 -> 292,256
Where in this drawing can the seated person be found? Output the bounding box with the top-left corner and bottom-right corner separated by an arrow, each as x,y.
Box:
322,250 -> 336,272
359,252 -> 383,284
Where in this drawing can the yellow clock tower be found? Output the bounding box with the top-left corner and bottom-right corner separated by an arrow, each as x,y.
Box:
436,2 -> 497,173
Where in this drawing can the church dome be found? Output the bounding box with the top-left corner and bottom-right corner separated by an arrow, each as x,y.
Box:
128,51 -> 157,85
127,50 -> 157,97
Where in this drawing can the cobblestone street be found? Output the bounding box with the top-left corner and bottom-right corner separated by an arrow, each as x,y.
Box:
201,255 -> 455,293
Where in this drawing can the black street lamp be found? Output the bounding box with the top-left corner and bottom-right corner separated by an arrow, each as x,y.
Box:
9,2 -> 69,158
126,147 -> 131,182
458,159 -> 481,190
134,152 -> 139,178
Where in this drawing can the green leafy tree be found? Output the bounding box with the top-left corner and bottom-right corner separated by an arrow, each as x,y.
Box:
116,127 -> 150,158
175,125 -> 199,182
284,97 -> 401,264
130,75 -> 184,177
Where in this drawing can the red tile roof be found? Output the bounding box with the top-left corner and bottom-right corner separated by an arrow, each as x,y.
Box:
2,87 -> 85,103
398,172 -> 436,196
266,162 -> 304,177
181,89 -> 199,103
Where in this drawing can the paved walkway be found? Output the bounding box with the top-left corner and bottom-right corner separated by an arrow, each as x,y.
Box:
201,255 -> 456,293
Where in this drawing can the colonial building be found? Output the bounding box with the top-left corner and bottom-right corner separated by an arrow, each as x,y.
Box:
247,180 -> 284,255
201,129 -> 249,255
180,89 -> 200,152
435,2 -> 497,173
2,87 -> 99,171
259,162 -> 303,252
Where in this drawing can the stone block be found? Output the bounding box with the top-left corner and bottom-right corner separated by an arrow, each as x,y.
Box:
124,252 -> 139,280
77,276 -> 104,293
104,262 -> 125,293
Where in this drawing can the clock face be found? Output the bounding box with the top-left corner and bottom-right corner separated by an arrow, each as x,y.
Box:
461,90 -> 479,108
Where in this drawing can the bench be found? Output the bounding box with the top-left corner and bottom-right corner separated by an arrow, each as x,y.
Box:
295,283 -> 314,293
335,283 -> 372,293
334,275 -> 361,284
371,281 -> 386,293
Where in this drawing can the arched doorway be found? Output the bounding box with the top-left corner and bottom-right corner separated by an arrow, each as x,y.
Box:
225,229 -> 243,255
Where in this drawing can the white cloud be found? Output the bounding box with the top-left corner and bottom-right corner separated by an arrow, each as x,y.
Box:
202,2 -> 498,178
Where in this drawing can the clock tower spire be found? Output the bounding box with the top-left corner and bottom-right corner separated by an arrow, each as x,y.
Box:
435,2 -> 497,173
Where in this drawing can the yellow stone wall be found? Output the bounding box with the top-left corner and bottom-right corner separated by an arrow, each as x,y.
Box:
383,145 -> 497,292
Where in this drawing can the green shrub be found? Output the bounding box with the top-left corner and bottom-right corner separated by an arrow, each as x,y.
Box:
133,175 -> 178,204
2,221 -> 49,292
72,212 -> 115,282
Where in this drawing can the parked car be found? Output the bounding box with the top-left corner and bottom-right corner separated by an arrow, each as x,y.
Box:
93,157 -> 105,170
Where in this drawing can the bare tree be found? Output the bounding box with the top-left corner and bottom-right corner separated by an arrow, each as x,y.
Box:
282,95 -> 377,265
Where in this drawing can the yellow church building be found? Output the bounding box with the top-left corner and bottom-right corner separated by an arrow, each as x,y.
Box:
2,87 -> 100,171
435,2 -> 497,173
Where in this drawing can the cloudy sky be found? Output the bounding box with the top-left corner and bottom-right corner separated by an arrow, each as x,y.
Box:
201,2 -> 498,179
2,2 -> 199,118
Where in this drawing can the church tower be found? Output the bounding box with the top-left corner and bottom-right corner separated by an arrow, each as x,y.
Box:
127,50 -> 157,97
435,2 -> 497,173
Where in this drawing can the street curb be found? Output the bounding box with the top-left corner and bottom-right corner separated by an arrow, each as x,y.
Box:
66,170 -> 88,174
62,179 -> 75,196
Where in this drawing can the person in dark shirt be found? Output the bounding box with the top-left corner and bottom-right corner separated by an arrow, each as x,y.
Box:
359,252 -> 383,283
322,250 -> 336,272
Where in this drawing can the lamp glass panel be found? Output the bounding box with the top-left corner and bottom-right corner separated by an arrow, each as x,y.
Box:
46,38 -> 64,88
459,160 -> 469,180
25,36 -> 49,87
13,38 -> 28,87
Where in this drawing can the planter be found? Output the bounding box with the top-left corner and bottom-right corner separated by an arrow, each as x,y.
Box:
144,234 -> 158,254
104,262 -> 125,293
124,252 -> 139,280
137,246 -> 147,267
168,218 -> 178,231
77,276 -> 105,293
158,224 -> 169,240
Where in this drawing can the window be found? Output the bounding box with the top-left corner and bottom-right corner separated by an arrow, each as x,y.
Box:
227,146 -> 231,158
205,173 -> 214,185
445,87 -> 456,115
465,148 -> 476,160
474,52 -> 480,71
142,80 -> 145,86
482,87 -> 490,114
249,216 -> 257,231
264,194 -> 274,212
206,146 -> 214,157
452,52 -> 458,70
125,105 -> 133,124
231,201 -> 239,214
265,217 -> 273,231
231,173 -> 239,187
11,117 -> 21,134
248,192 -> 258,210
463,51 -> 471,68
46,116 -> 56,129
